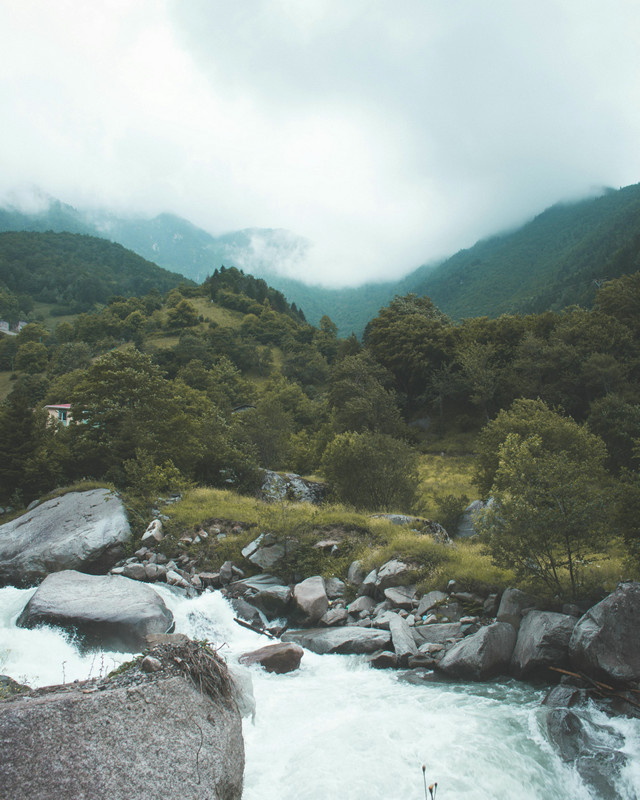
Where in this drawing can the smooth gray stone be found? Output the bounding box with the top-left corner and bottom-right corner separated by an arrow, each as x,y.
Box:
17,570 -> 174,652
0,489 -> 130,587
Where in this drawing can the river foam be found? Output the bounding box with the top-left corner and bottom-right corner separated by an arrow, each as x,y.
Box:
2,584 -> 639,799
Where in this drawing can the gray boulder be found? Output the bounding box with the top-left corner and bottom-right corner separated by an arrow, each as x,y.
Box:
456,500 -> 484,538
375,560 -> 412,591
282,626 -> 391,655
347,560 -> 366,586
239,642 -> 304,674
358,568 -> 378,598
570,582 -> 640,684
259,470 -> 327,504
437,622 -> 517,680
368,651 -> 398,669
348,595 -> 376,617
416,590 -> 447,618
384,585 -> 416,610
413,622 -> 463,646
241,533 -> 288,571
0,489 -> 131,587
0,640 -> 244,800
389,615 -> 418,666
16,570 -> 174,652
320,606 -> 349,627
511,611 -> 577,679
497,587 -> 538,629
293,576 -> 329,624
547,708 -> 627,798
325,577 -> 346,599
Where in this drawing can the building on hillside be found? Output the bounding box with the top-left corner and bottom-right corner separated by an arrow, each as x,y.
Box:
44,404 -> 72,427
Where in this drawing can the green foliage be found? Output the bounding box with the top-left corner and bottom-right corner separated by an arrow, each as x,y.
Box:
476,430 -> 611,598
328,350 -> 404,435
412,183 -> 640,320
122,449 -> 190,502
0,231 -> 189,313
474,398 -> 604,497
364,294 -> 453,397
0,390 -> 68,503
321,431 -> 419,511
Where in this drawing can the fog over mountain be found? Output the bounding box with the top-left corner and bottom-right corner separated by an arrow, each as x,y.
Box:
1,2 -> 640,287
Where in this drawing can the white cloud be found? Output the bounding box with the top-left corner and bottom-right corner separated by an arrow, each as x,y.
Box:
1,0 -> 639,285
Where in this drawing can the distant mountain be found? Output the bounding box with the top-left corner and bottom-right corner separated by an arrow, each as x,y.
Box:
3,182 -> 640,332
0,193 -> 411,334
410,183 -> 640,319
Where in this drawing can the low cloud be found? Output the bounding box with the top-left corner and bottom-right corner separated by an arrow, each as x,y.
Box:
1,0 -> 639,286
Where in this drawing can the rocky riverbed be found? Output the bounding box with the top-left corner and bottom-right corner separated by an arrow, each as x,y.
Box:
2,488 -> 640,798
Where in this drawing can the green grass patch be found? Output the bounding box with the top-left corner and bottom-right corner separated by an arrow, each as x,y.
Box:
31,301 -> 78,330
415,453 -> 477,527
190,298 -> 244,328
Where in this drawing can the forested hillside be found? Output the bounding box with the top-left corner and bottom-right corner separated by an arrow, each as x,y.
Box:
2,222 -> 640,599
0,231 -> 190,319
5,184 -> 640,334
413,183 -> 640,318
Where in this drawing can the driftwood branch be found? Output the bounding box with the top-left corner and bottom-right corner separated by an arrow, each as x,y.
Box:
233,616 -> 276,639
549,666 -> 640,709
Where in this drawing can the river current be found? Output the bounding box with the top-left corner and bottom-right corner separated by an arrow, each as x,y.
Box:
2,585 -> 639,799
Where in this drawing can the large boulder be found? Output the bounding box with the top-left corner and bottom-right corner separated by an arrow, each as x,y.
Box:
456,500 -> 484,538
389,615 -> 418,666
0,640 -> 244,800
497,587 -> 538,629
241,533 -> 288,571
546,708 -> 627,798
437,622 -> 517,680
239,643 -> 304,674
416,590 -> 447,618
0,489 -> 131,587
17,570 -> 174,652
570,582 -> 640,684
413,622 -> 463,647
511,611 -> 576,679
293,576 -> 329,624
282,626 -> 391,655
375,560 -> 412,591
259,471 -> 327,504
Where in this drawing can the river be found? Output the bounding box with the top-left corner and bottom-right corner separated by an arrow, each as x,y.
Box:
2,585 -> 639,799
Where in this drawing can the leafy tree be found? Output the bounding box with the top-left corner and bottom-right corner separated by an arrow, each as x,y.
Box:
328,350 -> 404,435
474,398 -> 602,497
234,396 -> 294,470
0,390 -> 66,503
588,394 -> 640,474
48,342 -> 92,376
15,341 -> 49,373
167,299 -> 199,329
364,294 -> 453,398
321,431 -> 418,511
476,431 -> 610,598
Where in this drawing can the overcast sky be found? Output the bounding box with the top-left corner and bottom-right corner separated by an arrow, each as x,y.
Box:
1,1 -> 640,287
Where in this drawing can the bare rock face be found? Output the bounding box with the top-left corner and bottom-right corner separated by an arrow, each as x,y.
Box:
282,626 -> 392,655
17,570 -> 174,652
570,581 -> 640,684
239,642 -> 304,674
0,640 -> 244,800
437,622 -> 517,680
0,489 -> 131,587
259,471 -> 327,504
293,576 -> 329,624
511,611 -> 577,679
